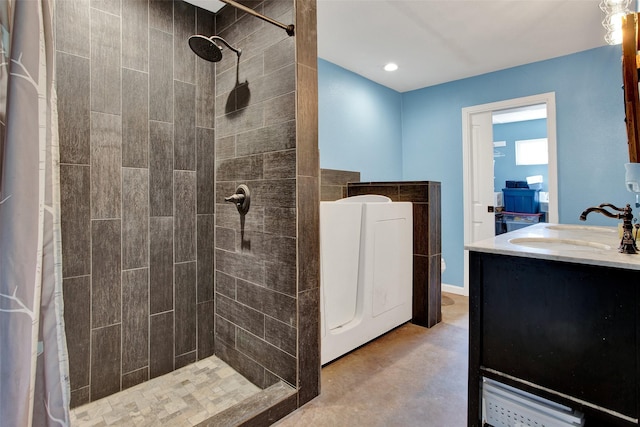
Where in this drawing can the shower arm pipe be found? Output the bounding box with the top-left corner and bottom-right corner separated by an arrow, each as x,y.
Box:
219,0 -> 295,36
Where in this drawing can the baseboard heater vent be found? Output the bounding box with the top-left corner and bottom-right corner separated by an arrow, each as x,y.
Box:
482,378 -> 585,427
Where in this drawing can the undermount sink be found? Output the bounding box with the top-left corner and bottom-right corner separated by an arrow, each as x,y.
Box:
545,225 -> 616,233
508,237 -> 612,252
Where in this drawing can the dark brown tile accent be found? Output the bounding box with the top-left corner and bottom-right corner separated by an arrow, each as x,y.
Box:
237,279 -> 296,326
320,169 -> 360,186
56,0 -> 90,58
63,276 -> 91,391
90,324 -> 121,400
236,329 -> 296,386
173,1 -> 196,84
122,69 -> 149,168
196,127 -> 215,215
57,52 -> 90,165
90,9 -> 121,115
150,311 -> 174,378
429,183 -> 442,255
413,254 -> 429,327
149,28 -> 173,122
122,367 -> 148,391
296,64 -> 318,178
216,294 -> 264,337
197,301 -> 215,360
399,183 -> 429,203
297,176 -> 318,293
122,0 -> 148,72
295,0 -> 317,69
91,220 -> 121,327
429,254 -> 442,324
122,268 -> 149,373
174,81 -> 196,171
122,168 -> 149,270
197,215 -> 215,303
149,121 -> 174,217
149,217 -> 174,314
60,165 -> 91,278
348,184 -> 399,200
297,287 -> 320,406
175,261 -> 197,356
90,112 -> 122,220
174,171 -> 197,262
413,203 -> 429,257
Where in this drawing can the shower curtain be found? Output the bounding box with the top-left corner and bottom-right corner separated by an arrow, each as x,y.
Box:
0,0 -> 70,425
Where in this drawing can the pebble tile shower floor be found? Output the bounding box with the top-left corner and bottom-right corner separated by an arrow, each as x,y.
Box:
69,356 -> 260,426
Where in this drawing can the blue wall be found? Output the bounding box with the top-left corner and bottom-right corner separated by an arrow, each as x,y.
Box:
493,119 -> 548,193
319,45 -> 632,289
318,59 -> 403,181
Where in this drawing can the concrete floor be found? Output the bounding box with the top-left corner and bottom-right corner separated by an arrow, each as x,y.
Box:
275,293 -> 469,427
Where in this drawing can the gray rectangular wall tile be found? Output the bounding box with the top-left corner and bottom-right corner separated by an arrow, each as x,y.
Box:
150,311 -> 174,378
122,0 -> 149,72
197,301 -> 214,360
60,165 -> 91,278
122,367 -> 148,390
174,171 -> 196,262
122,268 -> 149,373
91,112 -> 122,220
56,0 -> 90,57
150,217 -> 174,314
91,324 -> 121,400
265,317 -> 296,356
264,149 -> 295,179
237,279 -> 296,326
174,81 -> 196,170
197,214 -> 214,303
149,0 -> 173,32
91,9 -> 121,115
122,69 -> 149,168
174,1 -> 196,84
216,294 -> 264,337
236,329 -> 296,386
216,249 -> 264,285
122,168 -> 149,270
91,0 -> 121,15
236,120 -> 296,157
57,52 -> 90,165
175,261 -> 197,356
149,29 -> 174,122
63,276 -> 91,391
91,220 -> 121,327
149,121 -> 174,216
196,127 -> 215,214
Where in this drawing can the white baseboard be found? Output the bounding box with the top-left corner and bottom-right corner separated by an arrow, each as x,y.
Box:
442,283 -> 468,296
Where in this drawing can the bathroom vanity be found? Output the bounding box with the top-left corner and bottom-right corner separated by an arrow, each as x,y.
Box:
466,223 -> 639,426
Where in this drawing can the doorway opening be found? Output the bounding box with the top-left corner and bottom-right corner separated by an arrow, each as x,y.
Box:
461,92 -> 558,295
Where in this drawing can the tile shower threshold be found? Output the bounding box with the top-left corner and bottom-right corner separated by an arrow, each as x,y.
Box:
69,355 -> 291,426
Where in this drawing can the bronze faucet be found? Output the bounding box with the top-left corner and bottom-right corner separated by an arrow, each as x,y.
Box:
580,203 -> 638,254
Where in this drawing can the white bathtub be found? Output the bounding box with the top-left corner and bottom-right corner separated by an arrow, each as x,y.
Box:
320,195 -> 413,364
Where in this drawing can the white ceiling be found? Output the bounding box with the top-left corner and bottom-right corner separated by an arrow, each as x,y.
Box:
317,0 -> 618,93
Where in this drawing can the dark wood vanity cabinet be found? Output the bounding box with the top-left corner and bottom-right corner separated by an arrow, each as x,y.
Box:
468,251 -> 639,426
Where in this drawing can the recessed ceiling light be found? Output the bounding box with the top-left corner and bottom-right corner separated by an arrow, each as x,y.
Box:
384,63 -> 398,72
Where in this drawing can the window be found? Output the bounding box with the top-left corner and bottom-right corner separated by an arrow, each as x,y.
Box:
515,138 -> 548,165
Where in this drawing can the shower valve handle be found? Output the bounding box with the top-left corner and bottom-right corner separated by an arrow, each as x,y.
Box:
225,184 -> 250,215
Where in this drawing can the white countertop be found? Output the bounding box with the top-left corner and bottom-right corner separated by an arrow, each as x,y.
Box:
465,222 -> 640,270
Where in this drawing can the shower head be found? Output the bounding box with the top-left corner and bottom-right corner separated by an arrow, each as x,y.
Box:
188,35 -> 241,62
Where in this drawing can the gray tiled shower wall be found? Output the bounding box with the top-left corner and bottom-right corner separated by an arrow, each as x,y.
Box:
57,0 -> 217,407
57,0 -> 320,414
